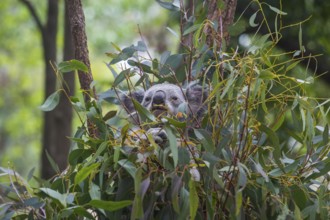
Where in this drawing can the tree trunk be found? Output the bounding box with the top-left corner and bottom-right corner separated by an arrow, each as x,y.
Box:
205,0 -> 237,50
39,0 -> 60,179
44,1 -> 75,176
20,0 -> 75,179
65,0 -> 98,137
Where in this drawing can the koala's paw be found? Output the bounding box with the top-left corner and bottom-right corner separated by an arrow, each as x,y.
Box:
147,128 -> 168,147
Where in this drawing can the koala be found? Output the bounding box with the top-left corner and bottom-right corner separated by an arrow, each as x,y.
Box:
119,82 -> 209,146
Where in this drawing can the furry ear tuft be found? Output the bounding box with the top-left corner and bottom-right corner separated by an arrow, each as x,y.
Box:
185,82 -> 209,119
119,90 -> 145,114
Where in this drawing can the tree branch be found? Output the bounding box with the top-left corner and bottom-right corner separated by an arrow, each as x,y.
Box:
19,0 -> 44,34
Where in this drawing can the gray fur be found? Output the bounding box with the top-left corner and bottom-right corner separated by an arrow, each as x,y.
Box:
121,83 -> 208,119
119,82 -> 209,146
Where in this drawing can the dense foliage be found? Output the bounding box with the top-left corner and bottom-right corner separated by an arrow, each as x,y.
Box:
1,1 -> 329,219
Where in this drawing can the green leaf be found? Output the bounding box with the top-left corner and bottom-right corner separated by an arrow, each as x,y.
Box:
253,162 -> 269,182
74,163 -> 100,185
127,60 -> 152,73
58,60 -> 89,73
160,54 -> 183,75
111,42 -> 122,52
299,24 -> 304,53
103,110 -> 117,121
164,117 -> 186,128
131,168 -> 143,219
84,142 -> 108,167
156,0 -> 180,11
88,200 -> 132,212
23,197 -> 44,209
249,11 -> 259,27
286,61 -> 301,72
164,126 -> 178,167
189,179 -> 199,219
183,24 -> 201,36
171,175 -> 182,213
61,206 -> 94,219
132,99 -> 156,122
118,159 -> 137,178
39,90 -> 61,112
45,150 -> 60,173
235,190 -> 242,217
39,188 -> 67,207
194,129 -> 215,153
259,70 -> 275,80
268,5 -> 287,15
89,182 -> 101,200
112,69 -> 131,87
259,124 -> 282,167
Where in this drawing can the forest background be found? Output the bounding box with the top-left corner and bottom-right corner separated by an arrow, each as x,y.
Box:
1,0 -> 330,178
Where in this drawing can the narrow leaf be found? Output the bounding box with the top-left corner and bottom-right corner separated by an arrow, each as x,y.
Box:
164,126 -> 178,167
183,24 -> 201,36
189,179 -> 199,219
249,11 -> 259,27
45,150 -> 60,173
194,129 -> 215,152
74,163 -> 100,185
39,90 -> 61,112
88,200 -> 132,212
268,5 -> 287,15
118,159 -> 137,178
112,69 -> 131,87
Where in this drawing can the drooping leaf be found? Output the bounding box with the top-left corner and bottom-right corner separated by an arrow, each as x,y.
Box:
74,163 -> 100,185
268,5 -> 287,15
39,90 -> 61,112
322,124 -> 329,145
88,200 -> 132,212
189,179 -> 199,219
39,188 -> 67,207
171,175 -> 182,213
155,0 -> 180,11
112,69 -> 131,87
183,24 -> 201,36
159,54 -> 183,75
45,150 -> 60,173
194,129 -> 215,153
131,168 -> 143,219
164,126 -> 178,167
249,11 -> 259,27
132,99 -> 156,122
58,60 -> 89,73
118,159 -> 137,178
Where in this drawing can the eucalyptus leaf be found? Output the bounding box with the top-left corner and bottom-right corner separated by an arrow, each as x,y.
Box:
88,200 -> 132,212
249,11 -> 259,27
74,163 -> 100,185
58,60 -> 89,73
39,90 -> 61,112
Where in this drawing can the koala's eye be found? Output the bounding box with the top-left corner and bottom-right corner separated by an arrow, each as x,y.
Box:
171,96 -> 178,101
145,97 -> 151,102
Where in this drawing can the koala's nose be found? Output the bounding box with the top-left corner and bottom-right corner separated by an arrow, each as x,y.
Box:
153,90 -> 166,105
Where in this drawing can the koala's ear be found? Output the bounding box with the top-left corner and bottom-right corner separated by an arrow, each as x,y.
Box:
119,90 -> 145,114
185,82 -> 209,105
185,82 -> 209,120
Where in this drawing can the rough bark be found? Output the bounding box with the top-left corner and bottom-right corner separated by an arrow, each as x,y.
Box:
65,0 -> 95,101
205,0 -> 237,50
65,0 -> 98,137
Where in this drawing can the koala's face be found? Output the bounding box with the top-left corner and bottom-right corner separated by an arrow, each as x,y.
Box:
142,84 -> 186,117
